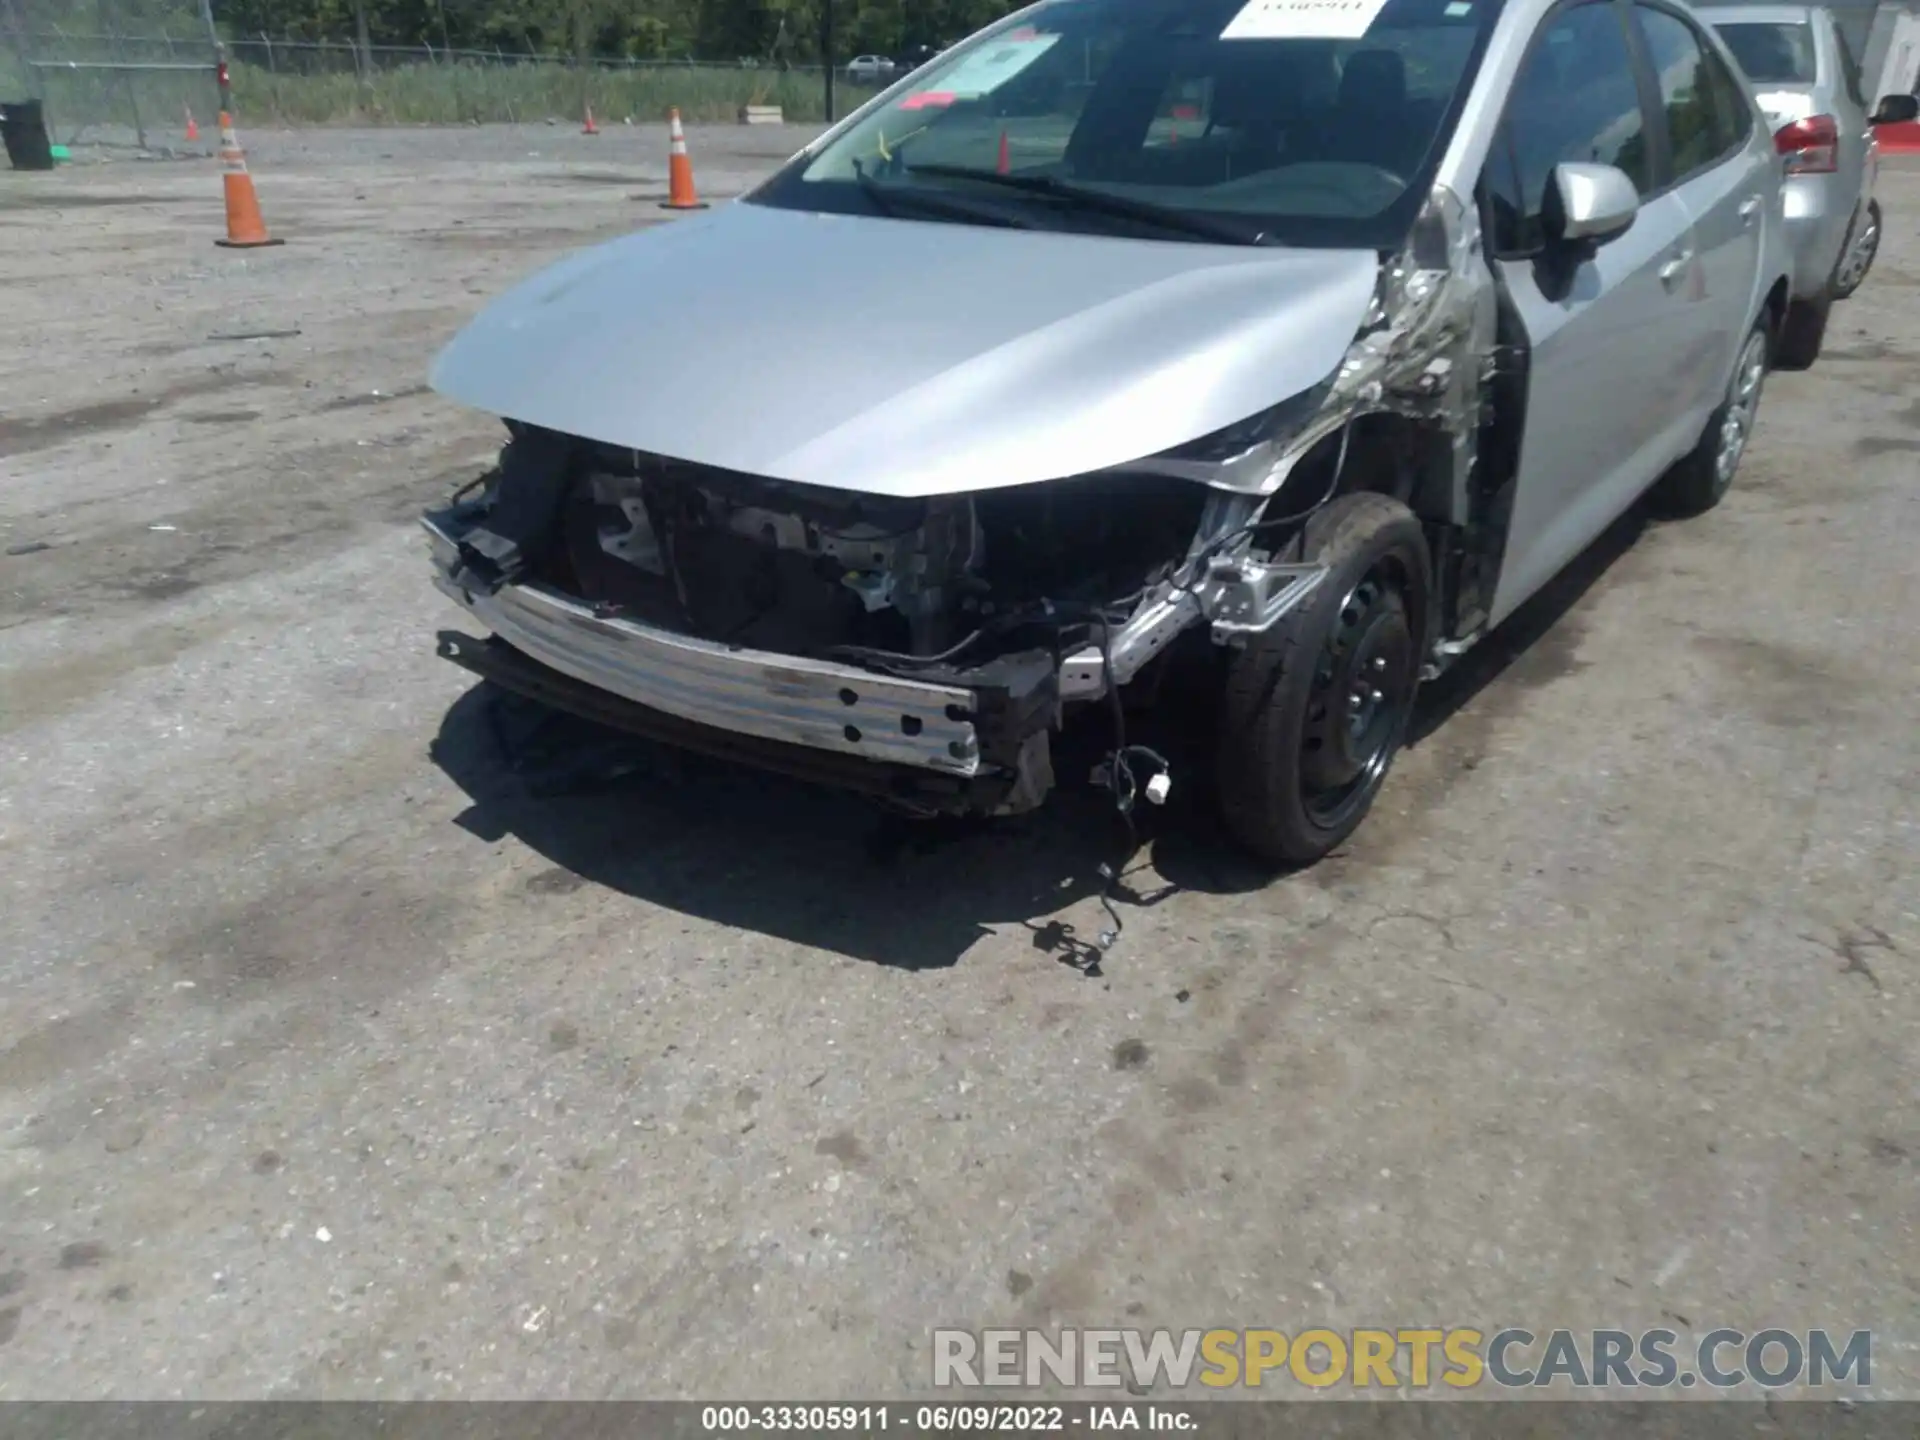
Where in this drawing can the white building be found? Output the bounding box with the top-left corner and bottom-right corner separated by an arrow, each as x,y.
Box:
1869,2 -> 1920,98
1831,0 -> 1916,98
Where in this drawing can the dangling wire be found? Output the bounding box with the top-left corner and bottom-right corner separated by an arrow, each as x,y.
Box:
1089,610 -> 1170,965
1169,420 -> 1355,610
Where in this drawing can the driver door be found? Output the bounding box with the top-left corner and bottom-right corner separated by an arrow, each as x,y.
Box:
1483,0 -> 1701,625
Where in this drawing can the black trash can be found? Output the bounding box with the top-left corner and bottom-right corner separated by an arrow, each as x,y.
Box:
1,99 -> 55,172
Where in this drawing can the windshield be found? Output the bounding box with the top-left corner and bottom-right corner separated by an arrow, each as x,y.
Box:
746,0 -> 1500,249
1713,21 -> 1817,84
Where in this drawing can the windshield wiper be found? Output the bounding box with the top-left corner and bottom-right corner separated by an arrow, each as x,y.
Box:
851,157 -> 1041,230
903,163 -> 1273,246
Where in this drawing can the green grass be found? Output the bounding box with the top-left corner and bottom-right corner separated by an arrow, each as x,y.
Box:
236,60 -> 872,125
3,53 -> 877,133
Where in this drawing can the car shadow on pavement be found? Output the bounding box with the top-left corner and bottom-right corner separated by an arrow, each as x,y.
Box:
1148,497 -> 1656,894
1409,497 -> 1652,745
429,500 -> 1653,966
429,682 -> 1126,970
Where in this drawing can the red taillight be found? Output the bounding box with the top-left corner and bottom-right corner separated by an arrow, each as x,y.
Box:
1775,113 -> 1838,173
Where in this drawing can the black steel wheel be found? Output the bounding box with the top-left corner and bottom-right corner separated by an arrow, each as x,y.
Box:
1298,569 -> 1419,830
1216,492 -> 1430,867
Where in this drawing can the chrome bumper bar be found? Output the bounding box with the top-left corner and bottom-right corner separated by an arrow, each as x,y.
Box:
422,516 -> 983,777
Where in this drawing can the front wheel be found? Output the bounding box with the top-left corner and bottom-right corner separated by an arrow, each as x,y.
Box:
1215,493 -> 1430,867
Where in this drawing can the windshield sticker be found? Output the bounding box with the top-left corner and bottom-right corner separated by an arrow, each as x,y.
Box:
1221,0 -> 1391,40
921,31 -> 1062,98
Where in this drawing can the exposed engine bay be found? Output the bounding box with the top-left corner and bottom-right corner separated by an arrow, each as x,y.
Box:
552,446 -> 1213,670
430,426 -> 1349,865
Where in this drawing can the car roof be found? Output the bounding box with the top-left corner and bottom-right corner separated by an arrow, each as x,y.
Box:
1693,4 -> 1820,22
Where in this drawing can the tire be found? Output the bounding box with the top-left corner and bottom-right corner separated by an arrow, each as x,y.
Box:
1830,198 -> 1880,301
1774,291 -> 1830,371
1650,316 -> 1770,519
1216,492 -> 1430,867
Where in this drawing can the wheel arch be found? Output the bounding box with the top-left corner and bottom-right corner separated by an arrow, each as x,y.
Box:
1265,409 -> 1458,518
1259,437 -> 1438,653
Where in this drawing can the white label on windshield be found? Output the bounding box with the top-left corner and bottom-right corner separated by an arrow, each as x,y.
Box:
1221,0 -> 1390,39
925,31 -> 1061,98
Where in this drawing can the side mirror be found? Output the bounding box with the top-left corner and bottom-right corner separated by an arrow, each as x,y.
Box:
1545,161 -> 1639,246
1871,94 -> 1920,125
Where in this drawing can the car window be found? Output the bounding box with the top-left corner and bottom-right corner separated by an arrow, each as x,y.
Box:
1712,21 -> 1817,84
1484,0 -> 1651,256
1637,6 -> 1745,178
749,0 -> 1500,250
1700,33 -> 1755,146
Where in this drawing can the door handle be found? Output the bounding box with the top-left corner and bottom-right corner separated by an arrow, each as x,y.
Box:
1737,195 -> 1763,225
1658,249 -> 1694,287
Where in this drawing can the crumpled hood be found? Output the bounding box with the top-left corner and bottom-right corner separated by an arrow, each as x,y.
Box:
429,200 -> 1381,497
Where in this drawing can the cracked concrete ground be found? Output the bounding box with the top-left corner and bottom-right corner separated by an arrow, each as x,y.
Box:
1,127 -> 1917,1400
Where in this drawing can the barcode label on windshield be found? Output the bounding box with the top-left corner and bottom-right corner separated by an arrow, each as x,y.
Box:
1221,0 -> 1389,39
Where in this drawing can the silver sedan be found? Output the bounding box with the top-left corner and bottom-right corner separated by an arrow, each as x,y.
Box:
424,0 -> 1796,875
1700,2 -> 1920,364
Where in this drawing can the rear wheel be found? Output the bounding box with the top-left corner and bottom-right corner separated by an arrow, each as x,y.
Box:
1651,316 -> 1769,518
1831,198 -> 1881,300
1774,291 -> 1830,371
1216,493 -> 1429,867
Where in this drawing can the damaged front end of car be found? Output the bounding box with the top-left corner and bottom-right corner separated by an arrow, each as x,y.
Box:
425,183 -> 1496,821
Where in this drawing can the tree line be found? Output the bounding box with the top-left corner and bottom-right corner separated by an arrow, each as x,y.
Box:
8,0 -> 1028,66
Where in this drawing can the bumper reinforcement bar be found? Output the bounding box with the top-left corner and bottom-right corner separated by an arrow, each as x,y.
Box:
436,631 -> 1016,816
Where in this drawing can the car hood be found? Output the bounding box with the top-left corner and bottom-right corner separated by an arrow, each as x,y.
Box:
429,200 -> 1381,498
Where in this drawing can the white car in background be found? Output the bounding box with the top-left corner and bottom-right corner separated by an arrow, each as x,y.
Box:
1699,3 -> 1920,365
846,54 -> 897,84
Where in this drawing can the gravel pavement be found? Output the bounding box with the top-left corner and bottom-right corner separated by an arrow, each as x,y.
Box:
2,125 -> 1917,1400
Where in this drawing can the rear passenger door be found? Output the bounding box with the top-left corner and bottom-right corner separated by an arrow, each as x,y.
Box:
1630,2 -> 1770,427
1483,0 -> 1699,625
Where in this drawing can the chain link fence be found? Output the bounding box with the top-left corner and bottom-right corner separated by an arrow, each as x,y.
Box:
5,25 -> 221,151
5,25 -> 880,145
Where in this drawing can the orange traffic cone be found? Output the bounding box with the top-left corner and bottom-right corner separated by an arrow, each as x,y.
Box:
582,102 -> 600,135
660,108 -> 708,210
996,129 -> 1010,174
214,112 -> 283,249
184,105 -> 200,143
